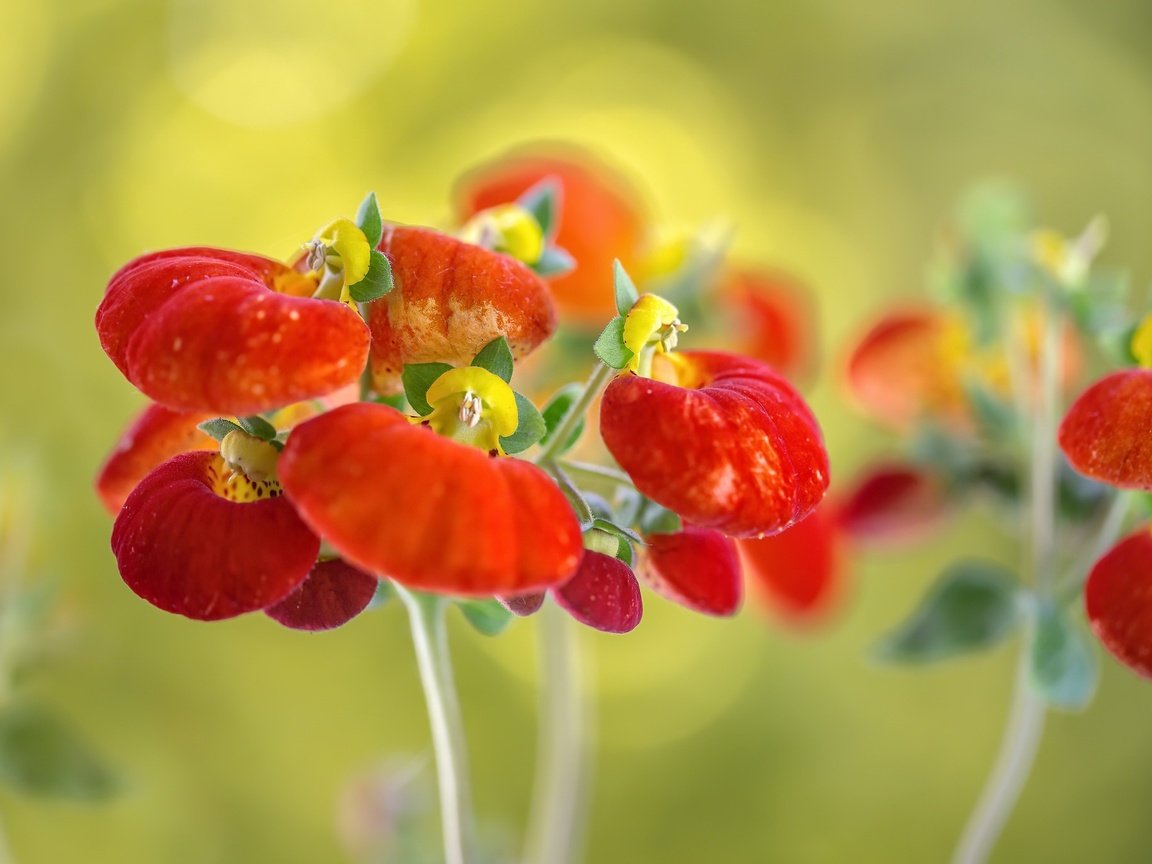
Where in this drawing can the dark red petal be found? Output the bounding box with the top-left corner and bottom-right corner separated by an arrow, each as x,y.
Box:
836,463 -> 948,546
740,502 -> 842,623
1085,528 -> 1152,677
600,351 -> 829,538
554,551 -> 642,634
717,267 -> 815,382
95,404 -> 217,514
1059,370 -> 1152,490
454,147 -> 646,322
501,592 -> 546,616
264,558 -> 378,631
368,226 -> 556,394
111,451 -> 320,620
641,526 -> 743,616
279,404 -> 583,595
96,248 -> 369,414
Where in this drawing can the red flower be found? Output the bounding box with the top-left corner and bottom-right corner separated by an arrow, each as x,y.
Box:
1059,370 -> 1152,490
503,550 -> 644,634
641,525 -> 743,617
715,267 -> 816,383
278,403 -> 583,596
836,463 -> 949,546
96,248 -> 370,414
599,351 -> 829,538
1085,527 -> 1152,678
367,225 -> 557,394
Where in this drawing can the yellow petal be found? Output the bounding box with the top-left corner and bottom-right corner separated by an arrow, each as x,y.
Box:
1132,315 -> 1152,369
460,204 -> 544,265
426,366 -> 519,438
623,293 -> 680,369
318,218 -> 371,286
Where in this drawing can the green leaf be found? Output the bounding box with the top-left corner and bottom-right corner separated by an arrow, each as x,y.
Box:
591,517 -> 643,545
373,392 -> 409,412
456,599 -> 513,636
616,536 -> 634,567
963,379 -> 1016,439
0,703 -> 117,800
471,337 -> 514,383
1029,602 -> 1098,711
355,191 -> 383,248
402,362 -> 454,416
638,500 -> 682,536
237,415 -> 278,441
350,250 -> 394,303
614,260 -> 640,316
539,384 -> 587,455
517,177 -> 560,240
873,561 -> 1020,663
534,246 -> 575,277
197,418 -> 245,442
593,317 -> 634,369
500,393 -> 547,455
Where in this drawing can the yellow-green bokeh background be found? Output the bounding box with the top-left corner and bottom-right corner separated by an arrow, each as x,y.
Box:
3,0 -> 1152,861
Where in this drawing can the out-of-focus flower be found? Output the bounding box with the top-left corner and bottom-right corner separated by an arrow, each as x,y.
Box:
641,524 -> 743,617
714,266 -> 816,382
1084,527 -> 1152,678
1060,368 -> 1152,490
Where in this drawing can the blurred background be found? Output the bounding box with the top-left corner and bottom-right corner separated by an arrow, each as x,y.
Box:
3,0 -> 1152,861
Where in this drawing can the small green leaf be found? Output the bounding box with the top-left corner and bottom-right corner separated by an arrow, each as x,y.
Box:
616,536 -> 634,567
517,177 -> 560,240
539,384 -> 587,455
963,380 -> 1016,438
500,393 -> 547,455
534,246 -> 575,277
591,517 -> 643,545
471,337 -> 514,383
456,599 -> 513,636
614,260 -> 640,316
402,363 -> 454,416
594,317 -> 634,369
237,415 -> 278,441
373,392 -> 409,412
0,703 -> 117,800
366,579 -> 395,611
638,500 -> 682,536
197,418 -> 246,442
1029,602 -> 1098,711
355,191 -> 384,248
349,250 -> 394,303
873,561 -> 1020,663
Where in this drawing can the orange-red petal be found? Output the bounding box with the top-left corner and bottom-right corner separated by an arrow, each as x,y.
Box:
96,247 -> 370,414
264,558 -> 378,631
1085,527 -> 1152,678
278,404 -> 582,595
368,225 -> 556,394
554,551 -> 643,634
1059,370 -> 1152,490
599,351 -> 829,538
836,463 -> 948,546
717,267 -> 815,382
111,451 -> 320,620
641,526 -> 743,616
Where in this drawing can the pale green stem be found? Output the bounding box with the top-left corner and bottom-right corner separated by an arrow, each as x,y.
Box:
546,462 -> 594,528
536,363 -> 615,465
558,461 -> 634,489
397,588 -> 476,864
523,601 -> 589,864
1058,491 -> 1133,603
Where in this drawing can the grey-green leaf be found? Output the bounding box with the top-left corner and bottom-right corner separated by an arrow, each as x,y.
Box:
0,704 -> 117,800
471,337 -> 514,383
197,418 -> 245,442
457,599 -> 513,637
638,500 -> 682,536
593,316 -> 634,369
873,561 -> 1020,663
355,191 -> 383,248
517,177 -> 560,240
402,362 -> 454,416
237,415 -> 278,441
614,260 -> 640,316
534,246 -> 576,277
500,393 -> 547,455
349,250 -> 395,303
591,517 -> 643,545
539,384 -> 587,455
1029,602 -> 1098,711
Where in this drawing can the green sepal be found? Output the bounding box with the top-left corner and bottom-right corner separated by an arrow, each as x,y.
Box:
638,500 -> 682,536
355,191 -> 384,248
613,260 -> 640,316
539,384 -> 587,456
594,316 -> 634,369
873,561 -> 1021,663
471,336 -> 514,383
1029,601 -> 1098,711
402,362 -> 454,416
349,250 -> 394,303
237,415 -> 278,441
616,536 -> 635,567
534,246 -> 576,277
456,599 -> 513,637
373,392 -> 409,412
0,703 -> 117,800
517,177 -> 560,241
197,418 -> 246,442
591,517 -> 643,545
500,393 -> 547,455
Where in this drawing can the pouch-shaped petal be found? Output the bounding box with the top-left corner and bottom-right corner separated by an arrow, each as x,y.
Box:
368,226 -> 556,394
264,558 -> 379,631
111,451 -> 321,620
95,404 -> 217,514
600,351 -> 829,538
1085,528 -> 1152,678
1059,370 -> 1152,490
96,247 -> 370,414
554,551 -> 643,633
836,464 -> 948,545
642,526 -> 743,616
278,404 -> 582,595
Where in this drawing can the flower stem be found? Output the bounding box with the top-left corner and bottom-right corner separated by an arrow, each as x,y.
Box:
397,587 -> 476,864
536,363 -> 615,465
523,600 -> 589,864
558,461 -> 635,489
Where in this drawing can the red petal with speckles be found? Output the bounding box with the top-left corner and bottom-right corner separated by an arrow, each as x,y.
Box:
836,463 -> 948,545
600,351 -> 829,538
1059,370 -> 1152,490
264,558 -> 378,631
95,404 -> 217,514
740,502 -> 842,622
96,247 -> 370,414
1085,528 -> 1152,678
111,451 -> 320,620
642,526 -> 743,616
500,592 -> 546,617
368,225 -> 556,394
278,403 -> 582,595
554,551 -> 643,634
455,147 -> 646,322
718,267 -> 815,382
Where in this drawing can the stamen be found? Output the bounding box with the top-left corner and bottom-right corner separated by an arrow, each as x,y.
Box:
459,392 -> 483,428
305,240 -> 329,272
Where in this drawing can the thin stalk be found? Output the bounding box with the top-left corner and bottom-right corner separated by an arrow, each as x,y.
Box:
558,461 -> 634,489
546,462 -> 595,528
536,363 -> 615,465
1059,491 -> 1133,602
397,587 -> 476,864
523,601 -> 588,864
